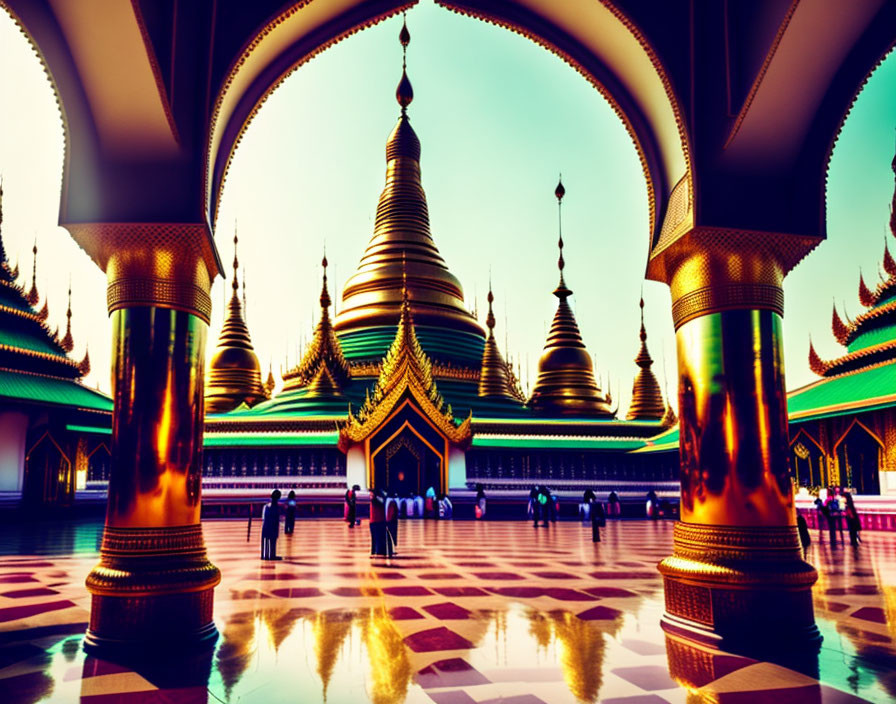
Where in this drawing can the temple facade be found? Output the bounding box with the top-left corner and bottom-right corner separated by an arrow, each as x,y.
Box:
785,153 -> 896,495
0,181 -> 112,505
197,21 -> 677,498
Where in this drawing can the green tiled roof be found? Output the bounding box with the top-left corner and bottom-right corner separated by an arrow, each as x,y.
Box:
0,327 -> 64,357
472,435 -> 646,450
630,425 -> 679,454
338,325 -> 485,368
787,361 -> 896,422
0,369 -> 112,411
204,432 -> 340,448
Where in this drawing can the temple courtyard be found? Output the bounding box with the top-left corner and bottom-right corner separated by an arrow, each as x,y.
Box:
1,519 -> 894,703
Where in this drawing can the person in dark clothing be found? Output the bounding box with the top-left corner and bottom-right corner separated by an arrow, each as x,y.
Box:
814,497 -> 827,543
284,490 -> 297,535
796,514 -> 811,552
529,485 -> 540,525
646,489 -> 658,519
345,485 -> 358,528
591,500 -> 606,542
261,489 -> 282,560
538,487 -> 550,527
607,490 -> 621,518
844,492 -> 861,547
583,488 -> 596,504
385,492 -> 399,556
822,499 -> 837,546
475,484 -> 487,519
369,489 -> 387,557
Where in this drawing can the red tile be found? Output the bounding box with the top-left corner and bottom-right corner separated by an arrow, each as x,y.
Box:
577,605 -> 623,620
474,572 -> 525,580
0,575 -> 37,584
582,587 -> 639,598
423,603 -> 472,620
404,627 -> 473,653
486,587 -> 544,598
269,587 -> 324,598
419,573 -> 464,580
542,588 -> 594,601
850,607 -> 887,624
432,587 -> 490,597
417,657 -> 489,688
0,587 -> 59,598
0,600 -> 77,623
382,586 -> 432,596
532,571 -> 578,580
389,606 -> 424,620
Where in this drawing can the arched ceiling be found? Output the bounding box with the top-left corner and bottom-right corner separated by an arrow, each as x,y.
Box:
2,0 -> 894,278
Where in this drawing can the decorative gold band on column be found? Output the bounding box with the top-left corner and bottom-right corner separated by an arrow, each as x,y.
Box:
671,283 -> 784,329
107,278 -> 213,323
64,222 -> 221,322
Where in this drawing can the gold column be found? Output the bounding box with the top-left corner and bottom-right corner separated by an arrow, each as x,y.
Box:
649,228 -> 821,659
70,223 -> 222,654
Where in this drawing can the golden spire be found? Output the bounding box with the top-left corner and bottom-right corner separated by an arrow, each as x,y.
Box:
478,282 -> 517,399
205,229 -> 266,413
529,178 -> 613,417
264,362 -> 276,398
37,298 -> 49,322
858,271 -> 874,307
281,253 -> 350,394
341,256 -> 470,447
831,301 -> 850,345
78,345 -> 91,377
626,297 -> 666,420
26,239 -> 39,306
334,17 -> 483,342
60,281 -> 74,353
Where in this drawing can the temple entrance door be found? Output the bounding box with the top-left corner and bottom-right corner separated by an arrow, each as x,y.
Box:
23,432 -> 73,506
836,422 -> 881,495
373,429 -> 443,496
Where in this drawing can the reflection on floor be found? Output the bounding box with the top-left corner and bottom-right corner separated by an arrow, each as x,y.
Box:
1,519 -> 895,703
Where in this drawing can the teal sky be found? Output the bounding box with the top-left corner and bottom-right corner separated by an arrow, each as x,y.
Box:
0,2 -> 893,415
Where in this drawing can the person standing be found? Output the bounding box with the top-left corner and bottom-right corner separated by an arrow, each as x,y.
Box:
284,490 -> 297,536
538,487 -> 550,527
844,492 -> 862,547
814,496 -> 827,544
369,489 -> 387,557
591,500 -> 606,542
797,514 -> 811,553
607,490 -> 621,518
476,484 -> 486,520
529,485 -> 539,524
261,489 -> 282,560
345,485 -> 358,528
646,489 -> 658,519
385,492 -> 399,556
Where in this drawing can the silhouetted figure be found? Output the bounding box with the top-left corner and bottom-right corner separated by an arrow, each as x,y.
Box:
828,487 -> 845,542
284,490 -> 297,535
385,492 -> 399,555
814,497 -> 827,543
345,485 -> 358,528
583,488 -> 596,504
844,492 -> 861,547
797,514 -> 811,552
475,484 -> 487,519
425,486 -> 436,518
261,489 -> 282,560
369,489 -> 387,557
538,487 -> 550,527
439,493 -> 453,519
549,488 -> 559,523
591,501 -> 606,542
607,490 -> 621,518
529,485 -> 539,524
646,490 -> 658,519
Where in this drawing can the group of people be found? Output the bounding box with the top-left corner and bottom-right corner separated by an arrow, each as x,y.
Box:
804,486 -> 862,548
260,489 -> 297,560
528,485 -> 558,527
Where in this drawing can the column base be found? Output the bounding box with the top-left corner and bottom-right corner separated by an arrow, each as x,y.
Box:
84,524 -> 221,656
658,522 -> 821,660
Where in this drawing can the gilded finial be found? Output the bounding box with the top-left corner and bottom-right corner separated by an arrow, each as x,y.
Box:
61,280 -> 74,352
320,249 -> 331,309
858,271 -> 874,307
26,238 -> 39,306
552,176 -> 571,300
485,281 -> 495,335
78,345 -> 91,377
232,228 -> 240,296
396,15 -> 413,110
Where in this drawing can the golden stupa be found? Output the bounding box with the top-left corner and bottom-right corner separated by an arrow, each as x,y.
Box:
334,19 -> 483,340
626,297 -> 666,420
205,232 -> 267,413
478,285 -> 518,399
281,254 -> 350,395
529,179 -> 614,417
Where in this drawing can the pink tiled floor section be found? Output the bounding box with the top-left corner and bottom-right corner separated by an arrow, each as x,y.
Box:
1,519 -> 895,703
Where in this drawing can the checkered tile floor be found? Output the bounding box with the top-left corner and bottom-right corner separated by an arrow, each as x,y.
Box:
1,519 -> 894,703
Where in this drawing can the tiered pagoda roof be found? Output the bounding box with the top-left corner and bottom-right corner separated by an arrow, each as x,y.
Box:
0,181 -> 108,412
334,18 -> 485,369
529,179 -> 614,418
205,232 -> 266,414
478,285 -> 522,401
340,271 -> 471,448
626,297 -> 667,421
790,149 -> 896,421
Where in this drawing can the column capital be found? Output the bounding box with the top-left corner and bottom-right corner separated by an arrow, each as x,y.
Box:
647,226 -> 821,329
65,222 -> 220,323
